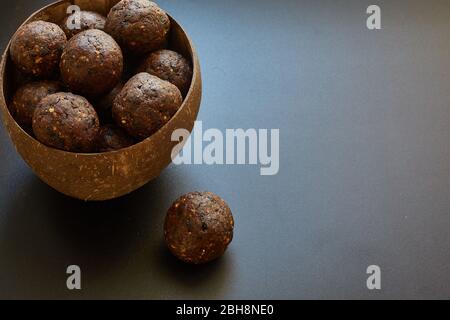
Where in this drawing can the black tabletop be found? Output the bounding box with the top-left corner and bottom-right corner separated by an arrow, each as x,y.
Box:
0,0 -> 449,299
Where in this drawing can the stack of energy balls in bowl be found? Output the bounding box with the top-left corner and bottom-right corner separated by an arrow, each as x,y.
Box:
9,0 -> 192,153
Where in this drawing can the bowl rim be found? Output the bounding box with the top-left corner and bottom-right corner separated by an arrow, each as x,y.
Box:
0,0 -> 200,157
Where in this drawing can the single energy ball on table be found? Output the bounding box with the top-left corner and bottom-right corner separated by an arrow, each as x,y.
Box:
138,49 -> 193,96
60,29 -> 123,97
61,10 -> 106,39
164,192 -> 234,264
32,93 -> 100,152
96,124 -> 134,152
10,21 -> 67,78
112,72 -> 182,140
11,80 -> 62,128
105,0 -> 170,55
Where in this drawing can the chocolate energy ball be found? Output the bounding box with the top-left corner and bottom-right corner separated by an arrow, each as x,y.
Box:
112,73 -> 182,140
164,192 -> 234,264
138,50 -> 193,96
96,124 -> 134,152
11,81 -> 62,127
105,0 -> 170,55
10,21 -> 67,78
32,93 -> 100,152
60,29 -> 123,97
61,10 -> 106,39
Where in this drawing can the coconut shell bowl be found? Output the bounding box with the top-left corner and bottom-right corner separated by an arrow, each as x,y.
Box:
0,0 -> 202,201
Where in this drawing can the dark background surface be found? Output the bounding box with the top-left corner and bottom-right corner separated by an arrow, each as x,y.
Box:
0,0 -> 449,299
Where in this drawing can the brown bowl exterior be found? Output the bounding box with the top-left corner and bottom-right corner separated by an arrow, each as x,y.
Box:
0,0 -> 202,201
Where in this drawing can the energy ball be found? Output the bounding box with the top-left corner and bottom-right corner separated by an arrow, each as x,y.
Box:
164,192 -> 234,264
32,93 -> 100,152
139,49 -> 192,96
112,73 -> 182,140
10,21 -> 67,78
61,11 -> 106,39
96,124 -> 134,152
11,81 -> 61,127
105,0 -> 170,55
60,29 -> 123,97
